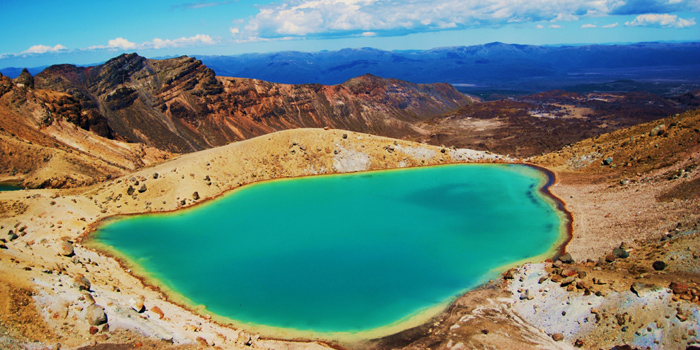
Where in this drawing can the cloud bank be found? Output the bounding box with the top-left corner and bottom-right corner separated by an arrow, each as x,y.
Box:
625,13 -> 696,28
89,34 -> 216,51
230,0 -> 698,40
2,34 -> 217,60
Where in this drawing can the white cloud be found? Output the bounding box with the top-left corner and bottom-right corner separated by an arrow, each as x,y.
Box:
229,0 -> 650,40
21,44 -> 67,54
625,14 -> 696,28
602,22 -> 619,28
581,23 -> 597,28
549,24 -> 563,28
151,34 -> 215,49
89,35 -> 217,51
361,31 -> 377,36
535,24 -> 545,29
109,37 -> 138,50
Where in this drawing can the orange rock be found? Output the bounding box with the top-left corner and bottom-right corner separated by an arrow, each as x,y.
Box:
150,306 -> 164,319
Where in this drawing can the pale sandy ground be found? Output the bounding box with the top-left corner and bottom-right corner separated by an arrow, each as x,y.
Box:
0,128 -> 505,349
550,163 -> 700,262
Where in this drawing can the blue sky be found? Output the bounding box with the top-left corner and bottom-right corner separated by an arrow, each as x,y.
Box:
0,0 -> 698,68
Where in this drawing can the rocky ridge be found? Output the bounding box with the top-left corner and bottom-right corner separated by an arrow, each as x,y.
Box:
33,53 -> 474,153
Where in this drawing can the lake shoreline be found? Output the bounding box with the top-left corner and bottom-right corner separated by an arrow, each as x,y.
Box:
81,162 -> 572,345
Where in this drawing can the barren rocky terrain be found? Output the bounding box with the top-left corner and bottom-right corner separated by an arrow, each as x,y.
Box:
0,54 -> 699,350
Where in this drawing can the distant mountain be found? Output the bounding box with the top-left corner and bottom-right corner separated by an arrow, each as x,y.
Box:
197,42 -> 700,93
0,66 -> 48,79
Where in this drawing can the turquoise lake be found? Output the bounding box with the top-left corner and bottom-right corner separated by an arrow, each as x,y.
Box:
93,164 -> 566,335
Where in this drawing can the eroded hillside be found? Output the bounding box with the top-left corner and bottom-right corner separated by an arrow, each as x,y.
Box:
34,54 -> 473,153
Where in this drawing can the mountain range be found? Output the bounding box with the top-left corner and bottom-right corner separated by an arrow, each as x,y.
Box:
198,42 -> 700,93
4,42 -> 700,97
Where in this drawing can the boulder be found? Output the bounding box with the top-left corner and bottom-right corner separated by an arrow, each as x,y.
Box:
650,124 -> 666,137
652,261 -> 666,271
613,247 -> 629,259
560,276 -> 576,286
85,304 -> 107,326
58,241 -> 74,256
558,253 -> 574,264
631,282 -> 659,297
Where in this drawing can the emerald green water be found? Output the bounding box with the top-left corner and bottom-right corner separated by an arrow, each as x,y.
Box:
93,164 -> 565,334
0,184 -> 22,191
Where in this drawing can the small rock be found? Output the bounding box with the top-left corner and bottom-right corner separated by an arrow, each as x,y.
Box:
83,292 -> 95,305
574,339 -> 584,347
503,268 -> 516,280
652,261 -> 666,271
342,133 -> 347,139
670,282 -> 689,294
138,184 -> 147,193
126,186 -> 135,196
602,157 -> 613,166
196,337 -> 208,346
73,275 -> 91,291
552,333 -> 564,341
85,304 -> 107,326
593,277 -> 607,285
153,173 -> 159,179
89,326 -> 99,335
129,295 -> 145,313
192,192 -> 200,201
560,276 -> 576,286
561,268 -> 579,277
58,241 -> 74,256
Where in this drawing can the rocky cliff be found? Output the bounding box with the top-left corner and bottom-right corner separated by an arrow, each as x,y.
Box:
34,53 -> 474,153
0,72 -> 172,188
